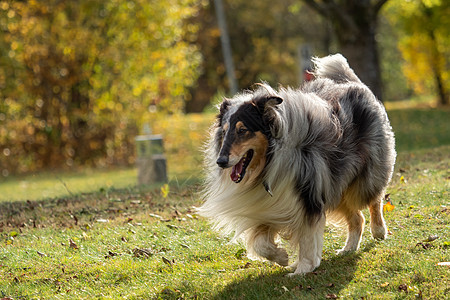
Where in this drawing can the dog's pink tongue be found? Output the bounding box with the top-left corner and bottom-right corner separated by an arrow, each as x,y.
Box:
230,160 -> 243,182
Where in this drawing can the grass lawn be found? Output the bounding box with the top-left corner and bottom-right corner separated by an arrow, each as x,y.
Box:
0,168 -> 137,203
0,100 -> 449,299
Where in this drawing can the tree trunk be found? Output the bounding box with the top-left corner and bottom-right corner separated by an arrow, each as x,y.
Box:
425,11 -> 449,106
303,0 -> 388,101
337,22 -> 383,101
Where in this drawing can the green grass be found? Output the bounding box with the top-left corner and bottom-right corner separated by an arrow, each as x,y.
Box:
1,100 -> 449,299
0,168 -> 137,202
388,108 -> 449,152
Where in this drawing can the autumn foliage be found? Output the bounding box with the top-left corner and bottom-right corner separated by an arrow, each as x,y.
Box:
0,0 -> 202,175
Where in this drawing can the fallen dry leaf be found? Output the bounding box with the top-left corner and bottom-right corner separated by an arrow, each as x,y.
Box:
398,284 -> 408,292
162,256 -> 174,267
132,248 -> 153,258
105,250 -> 118,259
69,239 -> 79,250
70,214 -> 78,226
415,242 -> 433,250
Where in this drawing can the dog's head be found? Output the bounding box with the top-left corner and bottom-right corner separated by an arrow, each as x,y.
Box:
215,92 -> 283,184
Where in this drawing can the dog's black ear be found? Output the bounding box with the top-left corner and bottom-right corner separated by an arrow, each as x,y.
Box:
253,96 -> 283,113
217,99 -> 231,125
265,96 -> 283,107
255,95 -> 283,138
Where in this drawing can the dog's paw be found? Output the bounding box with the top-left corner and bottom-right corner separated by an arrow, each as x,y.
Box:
336,247 -> 357,256
287,261 -> 317,276
371,225 -> 387,240
287,260 -> 298,271
285,271 -> 302,277
336,248 -> 349,256
286,256 -> 321,276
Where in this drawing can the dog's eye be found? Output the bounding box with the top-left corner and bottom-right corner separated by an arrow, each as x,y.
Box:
237,127 -> 247,135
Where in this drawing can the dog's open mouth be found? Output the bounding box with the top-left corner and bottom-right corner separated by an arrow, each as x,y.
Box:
230,150 -> 254,183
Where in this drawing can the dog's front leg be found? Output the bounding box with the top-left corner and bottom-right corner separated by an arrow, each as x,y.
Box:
288,216 -> 325,276
247,224 -> 289,266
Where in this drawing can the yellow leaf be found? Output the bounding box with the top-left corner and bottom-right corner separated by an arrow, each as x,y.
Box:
161,184 -> 169,198
384,201 -> 395,212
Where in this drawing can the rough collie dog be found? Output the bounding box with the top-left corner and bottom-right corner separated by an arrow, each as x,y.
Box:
199,54 -> 396,275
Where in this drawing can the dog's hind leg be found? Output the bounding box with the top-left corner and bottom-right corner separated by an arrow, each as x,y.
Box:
369,196 -> 387,240
247,224 -> 289,266
337,210 -> 365,254
289,215 -> 325,276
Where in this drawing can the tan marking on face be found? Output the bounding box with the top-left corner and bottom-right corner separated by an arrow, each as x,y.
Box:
235,121 -> 246,131
228,131 -> 268,183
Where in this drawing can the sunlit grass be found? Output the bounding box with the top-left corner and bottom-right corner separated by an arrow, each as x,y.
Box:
0,144 -> 448,299
387,108 -> 449,152
0,98 -> 449,298
0,168 -> 137,202
384,94 -> 437,110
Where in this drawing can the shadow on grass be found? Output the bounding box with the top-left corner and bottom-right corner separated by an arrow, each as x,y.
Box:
212,243 -> 376,300
0,181 -> 200,227
154,243 -> 376,300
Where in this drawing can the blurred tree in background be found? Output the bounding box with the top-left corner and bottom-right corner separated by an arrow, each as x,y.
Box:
0,0 -> 202,175
186,0 -> 332,112
384,0 -> 449,106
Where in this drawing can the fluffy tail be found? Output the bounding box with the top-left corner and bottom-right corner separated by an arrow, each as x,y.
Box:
312,54 -> 361,84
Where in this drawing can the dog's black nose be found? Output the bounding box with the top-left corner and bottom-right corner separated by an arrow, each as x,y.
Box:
216,156 -> 229,168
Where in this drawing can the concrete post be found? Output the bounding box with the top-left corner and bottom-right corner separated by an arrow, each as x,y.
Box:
135,134 -> 167,185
